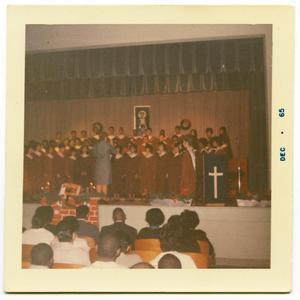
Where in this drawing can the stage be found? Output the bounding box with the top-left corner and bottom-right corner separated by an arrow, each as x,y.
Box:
23,203 -> 271,268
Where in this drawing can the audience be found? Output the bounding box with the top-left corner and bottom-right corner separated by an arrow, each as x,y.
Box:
115,231 -> 142,267
130,262 -> 155,269
22,213 -> 55,245
150,216 -> 197,268
87,232 -> 126,268
76,205 -> 100,242
52,219 -> 90,266
23,206 -> 215,269
137,208 -> 165,239
158,254 -> 182,269
101,208 -> 137,245
30,243 -> 53,269
179,210 -> 214,255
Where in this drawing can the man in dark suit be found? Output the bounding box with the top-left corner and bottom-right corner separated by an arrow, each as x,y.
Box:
76,205 -> 99,242
100,208 -> 137,245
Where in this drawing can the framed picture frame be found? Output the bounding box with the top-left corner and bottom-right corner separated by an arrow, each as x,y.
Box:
133,105 -> 151,134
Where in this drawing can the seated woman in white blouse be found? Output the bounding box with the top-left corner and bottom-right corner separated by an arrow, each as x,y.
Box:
52,219 -> 90,266
22,213 -> 55,245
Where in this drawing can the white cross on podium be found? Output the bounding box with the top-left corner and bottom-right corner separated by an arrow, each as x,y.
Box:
209,166 -> 224,199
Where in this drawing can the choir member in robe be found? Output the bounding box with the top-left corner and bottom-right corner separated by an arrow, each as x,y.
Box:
172,125 -> 184,142
80,130 -> 88,143
63,138 -> 70,155
77,145 -> 92,190
54,144 -> 68,192
32,142 -> 44,193
55,131 -> 62,145
117,127 -> 129,150
138,135 -> 151,154
190,129 -> 199,150
107,126 -> 116,145
74,138 -> 82,151
41,139 -> 49,155
43,145 -> 56,192
65,148 -> 78,183
180,135 -> 197,199
111,145 -> 127,200
159,129 -> 171,150
205,127 -> 214,145
139,144 -> 157,198
219,126 -> 233,160
155,142 -> 170,197
70,129 -> 77,142
23,142 -> 35,199
168,143 -> 182,198
146,128 -> 158,148
125,143 -> 140,200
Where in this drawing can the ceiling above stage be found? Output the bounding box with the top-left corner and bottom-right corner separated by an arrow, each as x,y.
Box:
26,24 -> 271,53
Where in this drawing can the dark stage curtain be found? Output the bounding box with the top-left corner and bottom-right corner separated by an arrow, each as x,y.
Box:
25,37 -> 268,197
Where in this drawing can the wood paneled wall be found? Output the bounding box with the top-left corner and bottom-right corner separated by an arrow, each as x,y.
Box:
25,90 -> 249,159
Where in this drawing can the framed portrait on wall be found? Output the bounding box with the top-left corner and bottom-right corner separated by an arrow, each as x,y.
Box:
134,105 -> 151,134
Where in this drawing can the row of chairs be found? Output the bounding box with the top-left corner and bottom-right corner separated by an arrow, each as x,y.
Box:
22,237 -> 213,269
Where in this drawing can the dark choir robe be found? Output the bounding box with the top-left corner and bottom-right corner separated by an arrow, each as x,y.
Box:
32,151 -> 44,192
180,149 -> 197,197
54,153 -> 67,191
111,154 -> 126,195
23,154 -> 35,197
155,151 -> 170,197
43,154 -> 56,191
139,153 -> 157,196
77,154 -> 92,189
137,226 -> 162,239
125,153 -> 140,196
168,153 -> 182,196
65,156 -> 78,182
117,135 -> 129,150
195,149 -> 206,205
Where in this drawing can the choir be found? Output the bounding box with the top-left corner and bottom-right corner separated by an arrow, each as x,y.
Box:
23,125 -> 232,201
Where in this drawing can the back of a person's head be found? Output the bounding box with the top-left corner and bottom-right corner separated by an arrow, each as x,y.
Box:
158,254 -> 182,269
62,216 -> 79,232
179,210 -> 200,230
76,205 -> 89,219
31,213 -> 47,229
112,207 -> 126,223
115,230 -> 131,253
56,220 -> 75,242
97,232 -> 121,260
145,208 -> 165,227
31,243 -> 53,267
35,206 -> 54,224
159,215 -> 184,252
130,262 -> 155,269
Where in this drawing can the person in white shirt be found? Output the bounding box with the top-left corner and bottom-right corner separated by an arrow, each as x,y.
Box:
87,232 -> 127,269
51,216 -> 90,252
53,219 -> 90,266
22,213 -> 55,245
29,243 -> 53,269
115,231 -> 142,268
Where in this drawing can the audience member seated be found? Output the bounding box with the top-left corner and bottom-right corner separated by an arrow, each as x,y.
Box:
137,208 -> 165,239
150,216 -> 197,268
29,243 -> 54,269
101,208 -> 137,245
76,205 -> 100,242
52,219 -> 90,266
115,231 -> 142,267
130,262 -> 155,269
167,215 -> 200,253
179,210 -> 215,255
35,205 -> 57,235
22,213 -> 55,245
158,253 -> 182,269
87,232 -> 126,268
52,216 -> 89,252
